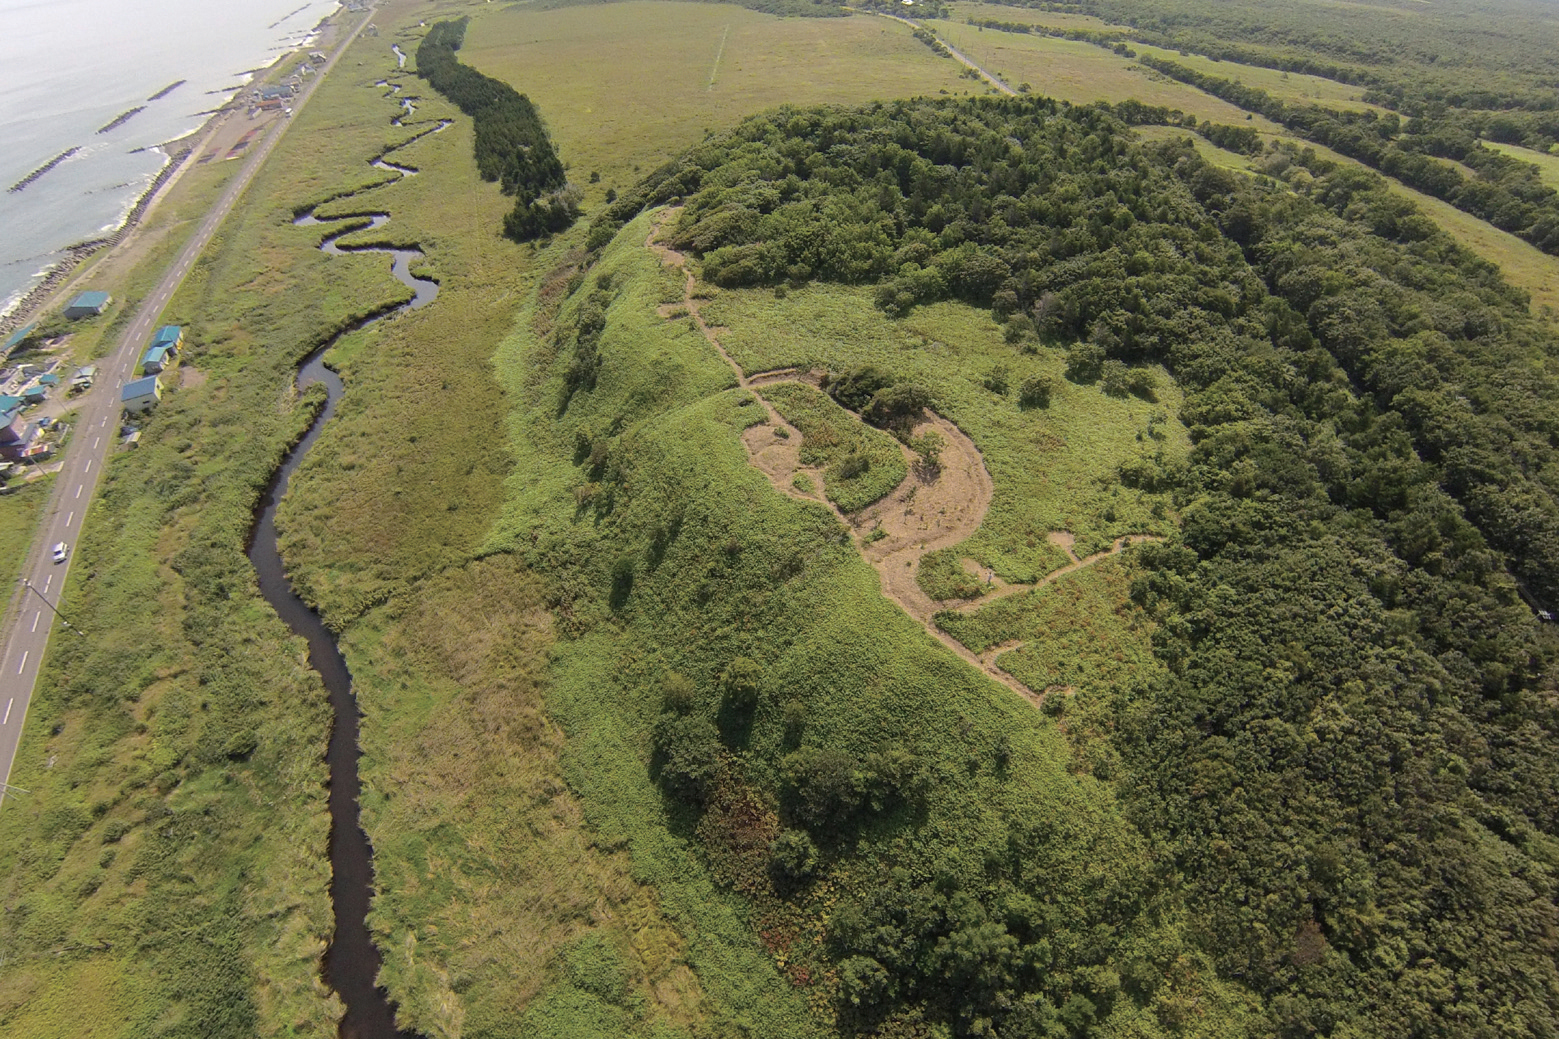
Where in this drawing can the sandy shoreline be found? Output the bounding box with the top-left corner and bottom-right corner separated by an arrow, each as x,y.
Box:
0,8 -> 343,338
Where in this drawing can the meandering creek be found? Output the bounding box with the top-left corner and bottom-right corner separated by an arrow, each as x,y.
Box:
247,95 -> 438,1039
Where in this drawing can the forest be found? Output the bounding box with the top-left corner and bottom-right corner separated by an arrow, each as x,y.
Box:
1136,55 -> 1559,256
974,0 -> 1559,112
583,93 -> 1559,1036
415,18 -> 577,240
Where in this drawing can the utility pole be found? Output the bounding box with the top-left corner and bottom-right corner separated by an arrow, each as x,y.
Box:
20,577 -> 85,637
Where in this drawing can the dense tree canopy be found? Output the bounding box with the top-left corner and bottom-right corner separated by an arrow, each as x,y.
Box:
416,18 -> 577,241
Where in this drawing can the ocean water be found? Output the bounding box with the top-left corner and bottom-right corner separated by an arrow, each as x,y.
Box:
0,0 -> 343,317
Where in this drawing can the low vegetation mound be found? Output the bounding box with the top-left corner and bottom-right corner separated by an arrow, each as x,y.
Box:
416,18 -> 577,241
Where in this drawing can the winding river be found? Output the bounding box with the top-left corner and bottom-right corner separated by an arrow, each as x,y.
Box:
247,109 -> 438,1039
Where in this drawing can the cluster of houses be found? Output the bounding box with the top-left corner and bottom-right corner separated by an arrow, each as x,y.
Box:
250,53 -> 327,114
0,360 -> 68,465
120,325 -> 183,415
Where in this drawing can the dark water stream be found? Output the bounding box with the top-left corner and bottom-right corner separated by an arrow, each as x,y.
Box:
247,126 -> 437,1039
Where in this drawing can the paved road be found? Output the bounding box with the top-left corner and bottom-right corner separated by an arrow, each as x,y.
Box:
0,6 -> 377,806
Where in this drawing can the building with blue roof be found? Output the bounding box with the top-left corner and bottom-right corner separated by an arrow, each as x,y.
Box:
151,325 -> 184,348
2,324 -> 36,356
141,344 -> 176,374
64,291 -> 111,319
122,375 -> 162,414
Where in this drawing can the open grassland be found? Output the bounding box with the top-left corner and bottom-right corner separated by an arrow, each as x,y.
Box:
1133,123 -> 1261,170
485,209 -> 1248,1035
701,283 -> 1186,585
1131,44 -> 1384,112
1485,140 -> 1559,189
458,2 -> 974,202
931,20 -> 1284,128
937,556 -> 1157,690
268,11 -> 728,1036
0,474 -> 56,594
947,1 -> 1128,32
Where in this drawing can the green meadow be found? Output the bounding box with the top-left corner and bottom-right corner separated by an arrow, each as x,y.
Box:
703,284 -> 1186,582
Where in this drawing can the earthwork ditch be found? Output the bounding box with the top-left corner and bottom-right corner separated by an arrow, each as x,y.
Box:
649,210 -> 1157,707
247,75 -> 440,1039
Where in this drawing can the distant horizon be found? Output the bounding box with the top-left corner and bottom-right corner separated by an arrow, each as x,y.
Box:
0,0 -> 343,319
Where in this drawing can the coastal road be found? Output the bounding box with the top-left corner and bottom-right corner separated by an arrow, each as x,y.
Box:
0,5 -> 378,806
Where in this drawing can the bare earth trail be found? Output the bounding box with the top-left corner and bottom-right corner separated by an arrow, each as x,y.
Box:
874,12 -> 1017,96
647,211 -> 1152,707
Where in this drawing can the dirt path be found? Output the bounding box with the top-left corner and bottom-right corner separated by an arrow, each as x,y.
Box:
874,13 -> 1016,96
646,210 -> 1151,709
951,534 -> 1162,615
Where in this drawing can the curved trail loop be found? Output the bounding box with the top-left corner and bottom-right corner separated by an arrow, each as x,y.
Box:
251,77 -> 439,1039
647,211 -> 1162,707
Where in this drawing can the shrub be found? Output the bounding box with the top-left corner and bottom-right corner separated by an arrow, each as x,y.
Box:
1128,367 -> 1159,401
826,365 -> 897,411
837,451 -> 872,480
718,656 -> 763,713
981,364 -> 1010,395
769,829 -> 820,888
661,671 -> 697,714
782,746 -> 863,830
1018,375 -> 1052,409
1065,341 -> 1105,383
863,383 -> 932,433
1100,359 -> 1132,397
652,713 -> 721,802
564,932 -> 630,1004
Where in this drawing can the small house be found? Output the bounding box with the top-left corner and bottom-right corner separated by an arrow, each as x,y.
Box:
151,325 -> 184,349
37,373 -> 59,387
121,375 -> 162,414
0,395 -> 20,413
0,409 -> 26,444
0,422 -> 40,462
141,344 -> 175,374
2,325 -> 35,357
20,385 -> 46,404
64,291 -> 111,319
70,366 -> 96,391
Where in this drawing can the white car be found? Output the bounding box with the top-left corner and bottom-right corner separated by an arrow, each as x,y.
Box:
51,542 -> 67,564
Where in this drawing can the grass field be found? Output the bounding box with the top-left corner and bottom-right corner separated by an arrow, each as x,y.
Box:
702,283 -> 1187,584
0,475 -> 56,595
947,1 -> 1129,32
1131,44 -> 1385,113
459,2 -> 976,204
1485,140 -> 1559,189
931,19 -> 1285,128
